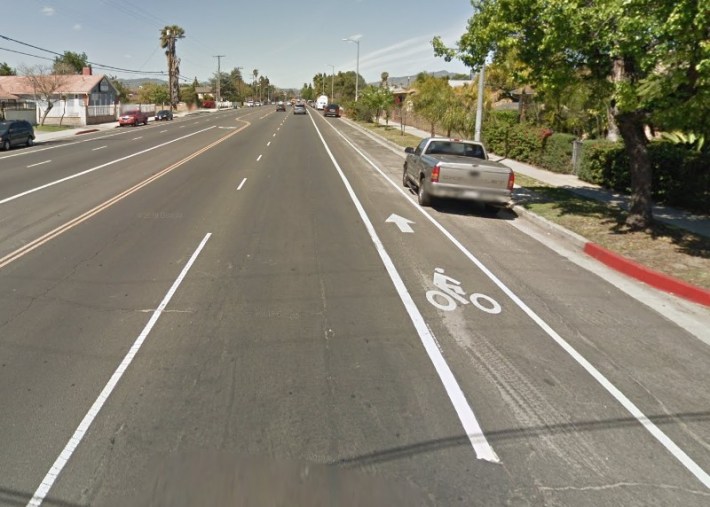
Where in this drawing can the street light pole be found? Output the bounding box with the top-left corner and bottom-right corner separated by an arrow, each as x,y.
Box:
474,62 -> 485,143
327,64 -> 335,100
342,37 -> 361,101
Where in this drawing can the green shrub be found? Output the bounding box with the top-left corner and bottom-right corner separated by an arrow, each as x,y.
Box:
539,133 -> 577,174
577,141 -> 630,191
483,112 -> 548,165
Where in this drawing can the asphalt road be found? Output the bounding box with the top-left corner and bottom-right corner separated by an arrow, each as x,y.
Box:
0,107 -> 708,506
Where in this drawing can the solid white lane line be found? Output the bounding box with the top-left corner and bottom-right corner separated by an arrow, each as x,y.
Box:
0,126 -> 216,205
237,177 -> 247,190
309,116 -> 499,463
27,233 -> 212,507
257,154 -> 262,162
27,160 -> 51,168
92,146 -> 107,151
326,121 -> 710,489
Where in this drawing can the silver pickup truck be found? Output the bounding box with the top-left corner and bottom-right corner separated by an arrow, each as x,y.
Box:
403,137 -> 514,208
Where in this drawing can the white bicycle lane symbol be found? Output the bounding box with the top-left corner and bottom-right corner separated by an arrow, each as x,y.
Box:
425,267 -> 502,314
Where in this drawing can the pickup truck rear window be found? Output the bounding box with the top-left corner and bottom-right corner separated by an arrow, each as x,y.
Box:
427,141 -> 485,160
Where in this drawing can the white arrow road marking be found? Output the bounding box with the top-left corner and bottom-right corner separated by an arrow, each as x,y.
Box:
386,213 -> 415,233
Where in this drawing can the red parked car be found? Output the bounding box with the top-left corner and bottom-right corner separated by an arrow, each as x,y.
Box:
118,110 -> 149,126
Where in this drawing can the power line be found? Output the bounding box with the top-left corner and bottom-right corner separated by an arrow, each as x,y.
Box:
0,33 -> 167,76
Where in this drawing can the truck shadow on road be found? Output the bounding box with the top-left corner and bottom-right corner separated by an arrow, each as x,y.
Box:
332,410 -> 710,467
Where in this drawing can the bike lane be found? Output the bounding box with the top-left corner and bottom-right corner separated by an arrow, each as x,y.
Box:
310,114 -> 710,504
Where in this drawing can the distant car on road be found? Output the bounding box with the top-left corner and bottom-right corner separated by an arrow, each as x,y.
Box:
323,104 -> 341,117
276,103 -> 286,112
154,110 -> 173,121
0,119 -> 35,151
118,110 -> 148,127
293,104 -> 307,115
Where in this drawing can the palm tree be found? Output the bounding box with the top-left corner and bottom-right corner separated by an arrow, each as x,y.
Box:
160,25 -> 185,107
380,71 -> 389,88
252,69 -> 258,100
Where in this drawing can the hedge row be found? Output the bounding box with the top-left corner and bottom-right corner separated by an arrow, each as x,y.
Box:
481,111 -> 709,212
578,141 -> 710,212
482,111 -> 576,173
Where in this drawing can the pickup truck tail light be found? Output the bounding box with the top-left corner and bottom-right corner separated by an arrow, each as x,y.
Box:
507,171 -> 515,191
431,164 -> 441,183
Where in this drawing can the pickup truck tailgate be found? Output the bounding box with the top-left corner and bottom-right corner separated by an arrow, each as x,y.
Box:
436,156 -> 511,190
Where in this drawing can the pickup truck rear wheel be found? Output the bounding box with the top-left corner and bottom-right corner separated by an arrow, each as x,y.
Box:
418,177 -> 432,207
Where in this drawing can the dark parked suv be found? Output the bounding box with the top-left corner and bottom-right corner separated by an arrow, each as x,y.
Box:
0,120 -> 35,151
323,104 -> 341,117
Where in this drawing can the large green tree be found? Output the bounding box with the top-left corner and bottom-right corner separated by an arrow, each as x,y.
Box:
0,62 -> 16,76
411,73 -> 455,136
434,0 -> 710,229
53,51 -> 89,74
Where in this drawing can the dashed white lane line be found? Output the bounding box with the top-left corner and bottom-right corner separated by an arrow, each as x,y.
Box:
92,146 -> 107,152
27,233 -> 213,506
27,160 -> 51,168
160,129 -> 168,133
257,154 -> 262,162
132,136 -> 143,140
267,141 -> 271,147
237,177 -> 247,190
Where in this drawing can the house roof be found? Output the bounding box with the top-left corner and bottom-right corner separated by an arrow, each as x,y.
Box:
0,74 -> 112,96
0,84 -> 18,100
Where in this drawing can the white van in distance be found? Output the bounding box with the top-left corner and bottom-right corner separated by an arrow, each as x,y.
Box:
316,95 -> 328,110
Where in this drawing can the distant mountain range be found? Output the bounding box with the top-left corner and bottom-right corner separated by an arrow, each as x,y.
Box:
115,78 -> 168,88
115,70 -> 469,90
371,70 -> 472,87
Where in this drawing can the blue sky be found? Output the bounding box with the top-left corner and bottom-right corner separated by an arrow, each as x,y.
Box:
1,0 -> 474,89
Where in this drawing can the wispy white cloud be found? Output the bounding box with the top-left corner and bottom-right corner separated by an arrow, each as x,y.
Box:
42,6 -> 56,16
340,22 -> 470,78
73,24 -> 82,31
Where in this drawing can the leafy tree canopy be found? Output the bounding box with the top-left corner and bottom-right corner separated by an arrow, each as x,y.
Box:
433,0 -> 710,228
0,62 -> 16,76
53,51 -> 89,74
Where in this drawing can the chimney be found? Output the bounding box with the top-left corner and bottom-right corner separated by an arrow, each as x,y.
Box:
82,66 -> 92,76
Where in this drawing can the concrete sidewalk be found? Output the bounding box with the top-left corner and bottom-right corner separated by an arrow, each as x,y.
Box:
379,118 -> 710,238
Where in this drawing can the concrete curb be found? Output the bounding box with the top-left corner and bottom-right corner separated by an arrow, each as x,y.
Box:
344,118 -> 710,307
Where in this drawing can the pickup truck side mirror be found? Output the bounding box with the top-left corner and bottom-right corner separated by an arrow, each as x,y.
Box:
404,147 -> 414,154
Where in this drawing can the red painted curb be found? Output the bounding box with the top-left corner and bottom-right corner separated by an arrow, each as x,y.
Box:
584,242 -> 710,307
75,129 -> 99,135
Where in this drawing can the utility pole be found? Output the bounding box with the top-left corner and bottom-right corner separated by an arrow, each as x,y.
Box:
214,55 -> 225,109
